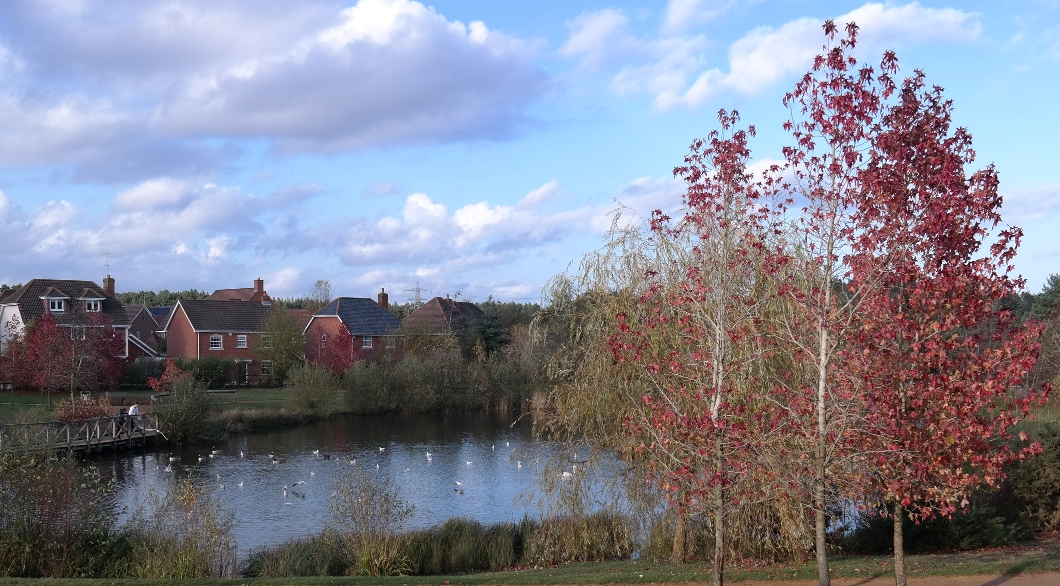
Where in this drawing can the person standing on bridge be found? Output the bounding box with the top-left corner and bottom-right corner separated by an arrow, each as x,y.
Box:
129,403 -> 140,432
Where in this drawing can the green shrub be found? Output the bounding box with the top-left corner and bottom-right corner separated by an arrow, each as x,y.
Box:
402,517 -> 521,575
284,364 -> 339,415
328,466 -> 414,576
0,453 -> 121,578
121,357 -> 165,387
1010,423 -> 1060,533
523,510 -> 634,565
241,532 -> 345,577
121,480 -> 236,578
172,357 -> 233,388
156,372 -> 220,444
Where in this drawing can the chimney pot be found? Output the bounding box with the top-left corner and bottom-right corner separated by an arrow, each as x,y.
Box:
254,277 -> 264,292
103,275 -> 115,296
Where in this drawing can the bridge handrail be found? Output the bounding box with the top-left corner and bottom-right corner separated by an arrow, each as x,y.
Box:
0,413 -> 160,451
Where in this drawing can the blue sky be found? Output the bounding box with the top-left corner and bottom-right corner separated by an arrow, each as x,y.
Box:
0,0 -> 1057,302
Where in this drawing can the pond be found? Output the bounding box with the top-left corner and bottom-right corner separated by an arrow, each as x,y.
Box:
89,411 -> 550,557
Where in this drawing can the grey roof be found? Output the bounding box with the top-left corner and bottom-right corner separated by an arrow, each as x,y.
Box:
401,297 -> 484,334
313,297 -> 399,336
173,299 -> 271,333
0,279 -> 131,327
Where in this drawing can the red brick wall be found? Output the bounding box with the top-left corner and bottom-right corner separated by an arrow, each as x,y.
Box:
165,305 -> 198,359
129,310 -> 158,352
305,316 -> 393,364
196,332 -> 259,361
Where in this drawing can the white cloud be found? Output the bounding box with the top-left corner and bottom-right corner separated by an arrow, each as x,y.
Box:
519,180 -> 561,208
662,0 -> 734,34
1002,182 -> 1060,224
580,1 -> 983,111
559,9 -> 633,69
154,0 -> 547,152
113,177 -> 198,211
0,0 -> 548,179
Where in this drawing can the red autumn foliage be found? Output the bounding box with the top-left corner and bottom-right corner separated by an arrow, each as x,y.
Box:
313,326 -> 354,376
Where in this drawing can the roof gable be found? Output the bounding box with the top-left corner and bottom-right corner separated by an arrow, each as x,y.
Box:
401,297 -> 484,333
172,299 -> 271,332
312,297 -> 399,336
5,279 -> 131,327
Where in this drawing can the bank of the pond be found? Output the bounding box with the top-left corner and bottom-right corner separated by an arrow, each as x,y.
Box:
1,541 -> 1059,585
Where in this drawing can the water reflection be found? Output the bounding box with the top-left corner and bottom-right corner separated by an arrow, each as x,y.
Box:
87,411 -> 548,555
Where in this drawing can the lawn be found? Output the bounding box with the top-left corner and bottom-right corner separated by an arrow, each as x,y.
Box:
0,539 -> 1057,585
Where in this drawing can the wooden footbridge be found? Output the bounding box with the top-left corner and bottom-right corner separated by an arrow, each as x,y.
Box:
0,413 -> 166,453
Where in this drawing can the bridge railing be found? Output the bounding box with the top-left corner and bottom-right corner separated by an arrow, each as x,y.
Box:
0,413 -> 160,452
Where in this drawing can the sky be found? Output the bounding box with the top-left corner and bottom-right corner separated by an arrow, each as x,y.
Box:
0,0 -> 1057,303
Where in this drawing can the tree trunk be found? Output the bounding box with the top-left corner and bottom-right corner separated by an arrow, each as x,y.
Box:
672,504 -> 686,565
814,476 -> 830,586
714,483 -> 725,586
815,325 -> 831,586
893,500 -> 906,586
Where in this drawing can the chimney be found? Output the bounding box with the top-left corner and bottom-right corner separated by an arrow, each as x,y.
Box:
254,277 -> 264,292
377,287 -> 389,310
103,275 -> 115,296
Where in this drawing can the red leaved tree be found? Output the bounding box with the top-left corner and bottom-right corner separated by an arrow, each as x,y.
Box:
846,71 -> 1051,586
314,326 -> 353,376
611,110 -> 792,583
774,22 -> 900,586
0,312 -> 124,405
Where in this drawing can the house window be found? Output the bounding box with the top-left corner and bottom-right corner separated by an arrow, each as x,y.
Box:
386,336 -> 396,349
210,334 -> 223,350
237,335 -> 247,348
320,334 -> 327,349
261,360 -> 273,377
85,300 -> 101,312
362,336 -> 373,349
49,299 -> 65,312
262,334 -> 273,349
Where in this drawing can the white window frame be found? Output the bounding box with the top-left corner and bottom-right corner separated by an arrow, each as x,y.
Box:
237,334 -> 247,348
85,300 -> 102,312
362,336 -> 373,349
261,333 -> 273,349
386,336 -> 396,349
210,334 -> 223,350
261,360 -> 273,377
49,299 -> 65,313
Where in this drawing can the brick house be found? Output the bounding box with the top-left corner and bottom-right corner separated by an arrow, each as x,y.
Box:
0,277 -> 132,356
162,299 -> 271,384
401,295 -> 484,335
303,289 -> 400,364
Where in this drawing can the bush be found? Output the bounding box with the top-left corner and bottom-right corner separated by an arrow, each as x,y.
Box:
172,357 -> 233,388
284,364 -> 339,414
328,466 -> 414,576
403,518 -> 522,575
0,453 -> 121,578
1010,423 -> 1060,534
121,480 -> 236,578
241,532 -> 345,578
121,357 -> 165,387
153,363 -> 220,444
523,510 -> 634,565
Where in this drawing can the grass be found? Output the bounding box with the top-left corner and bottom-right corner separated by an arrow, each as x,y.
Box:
0,538 -> 1057,585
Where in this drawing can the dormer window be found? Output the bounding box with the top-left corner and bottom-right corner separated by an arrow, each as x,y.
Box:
85,300 -> 102,312
49,299 -> 65,313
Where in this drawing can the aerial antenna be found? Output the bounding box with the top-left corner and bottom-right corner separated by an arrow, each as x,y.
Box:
102,251 -> 110,275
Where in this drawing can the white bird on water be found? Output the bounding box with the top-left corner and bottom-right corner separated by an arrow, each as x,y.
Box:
283,485 -> 288,498
379,447 -> 386,452
310,471 -> 316,477
163,465 -> 172,473
240,451 -> 244,458
313,449 -> 320,455
466,460 -> 473,466
238,480 -> 244,488
517,461 -> 522,469
454,481 -> 463,486
293,480 -> 306,486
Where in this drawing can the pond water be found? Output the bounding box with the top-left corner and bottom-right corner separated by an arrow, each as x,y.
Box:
88,411 -> 551,556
